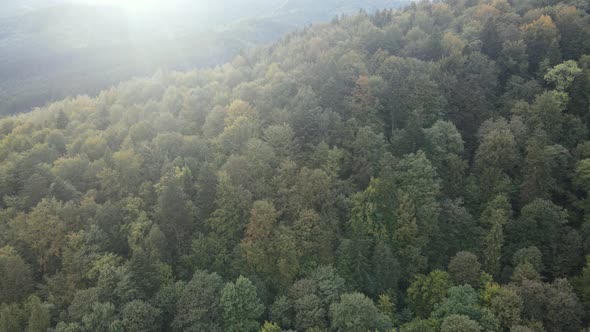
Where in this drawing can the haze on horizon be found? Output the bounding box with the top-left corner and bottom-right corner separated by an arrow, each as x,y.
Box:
0,0 -> 407,115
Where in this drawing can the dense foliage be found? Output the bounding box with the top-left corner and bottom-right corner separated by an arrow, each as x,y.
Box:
1,0 -> 590,330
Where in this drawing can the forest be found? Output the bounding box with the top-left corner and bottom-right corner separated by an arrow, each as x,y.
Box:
1,0 -> 590,331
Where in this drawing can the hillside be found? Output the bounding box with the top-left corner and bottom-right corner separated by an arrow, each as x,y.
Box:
1,0 -> 590,331
0,0 -> 409,116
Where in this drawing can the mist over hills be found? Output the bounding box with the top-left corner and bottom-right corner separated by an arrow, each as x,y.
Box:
0,0 -> 409,115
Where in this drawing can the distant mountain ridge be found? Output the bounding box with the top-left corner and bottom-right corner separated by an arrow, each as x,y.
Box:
0,0 -> 409,115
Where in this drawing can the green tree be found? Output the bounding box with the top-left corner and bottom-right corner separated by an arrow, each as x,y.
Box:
448,252 -> 481,287
431,286 -> 500,332
475,125 -> 518,177
122,300 -> 162,332
377,56 -> 445,138
269,295 -> 293,330
400,319 -> 437,332
506,199 -> 569,277
241,200 -> 300,289
80,302 -> 121,332
173,270 -> 224,331
545,279 -> 582,332
407,270 -> 452,318
329,292 -> 392,332
436,199 -> 481,266
289,278 -> 326,331
10,199 -> 67,273
522,15 -> 561,73
220,276 -> 264,332
208,171 -> 252,264
0,304 -> 24,332
26,296 -> 50,332
0,246 -> 33,304
481,195 -> 511,277
440,315 -> 481,332
155,167 -> 195,256
488,287 -> 523,330
128,250 -> 166,299
153,281 -> 186,330
346,125 -> 387,188
512,246 -> 543,273
259,321 -> 281,332
544,60 -> 582,92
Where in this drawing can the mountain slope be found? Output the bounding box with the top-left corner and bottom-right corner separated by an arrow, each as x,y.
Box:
0,0 -> 590,331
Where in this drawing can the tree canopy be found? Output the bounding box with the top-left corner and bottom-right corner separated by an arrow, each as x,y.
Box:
0,0 -> 590,330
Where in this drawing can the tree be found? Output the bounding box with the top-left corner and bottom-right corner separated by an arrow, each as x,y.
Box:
220,276 -> 264,332
400,319 -> 437,332
26,296 -> 50,332
575,255 -> 590,317
407,270 -> 452,318
423,121 -> 465,197
440,315 -> 481,332
431,285 -> 500,332
309,266 -> 347,309
173,270 -> 224,331
424,120 -> 463,169
376,294 -> 396,323
481,18 -> 502,59
436,199 -> 481,266
122,300 -> 162,332
0,304 -> 24,332
128,249 -> 165,299
512,247 -> 543,273
481,195 -> 511,277
293,293 -> 325,331
488,287 -> 523,329
289,277 -> 327,331
346,125 -> 387,188
545,60 -> 582,91
521,15 -> 561,73
475,125 -> 518,176
79,302 -> 121,332
506,199 -> 569,277
270,296 -> 293,330
367,152 -> 441,280
260,321 -> 281,332
377,56 -> 445,138
10,199 -> 67,274
372,241 -> 400,297
544,279 -> 583,332
67,287 -> 100,322
55,110 -> 69,130
293,209 -> 333,270
329,292 -> 392,332
263,124 -> 295,158
514,279 -> 547,322
288,266 -> 347,331
519,133 -> 568,203
437,52 -> 498,146
337,238 -> 373,295
529,91 -> 567,143
0,246 -> 33,304
241,201 -> 300,289
209,172 -> 252,261
155,167 -> 195,256
448,252 -> 481,287
152,281 -> 186,330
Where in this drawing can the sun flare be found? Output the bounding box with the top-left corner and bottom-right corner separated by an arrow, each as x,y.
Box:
80,0 -> 169,12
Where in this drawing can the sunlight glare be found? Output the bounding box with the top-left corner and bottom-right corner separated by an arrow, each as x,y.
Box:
82,0 -> 170,12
